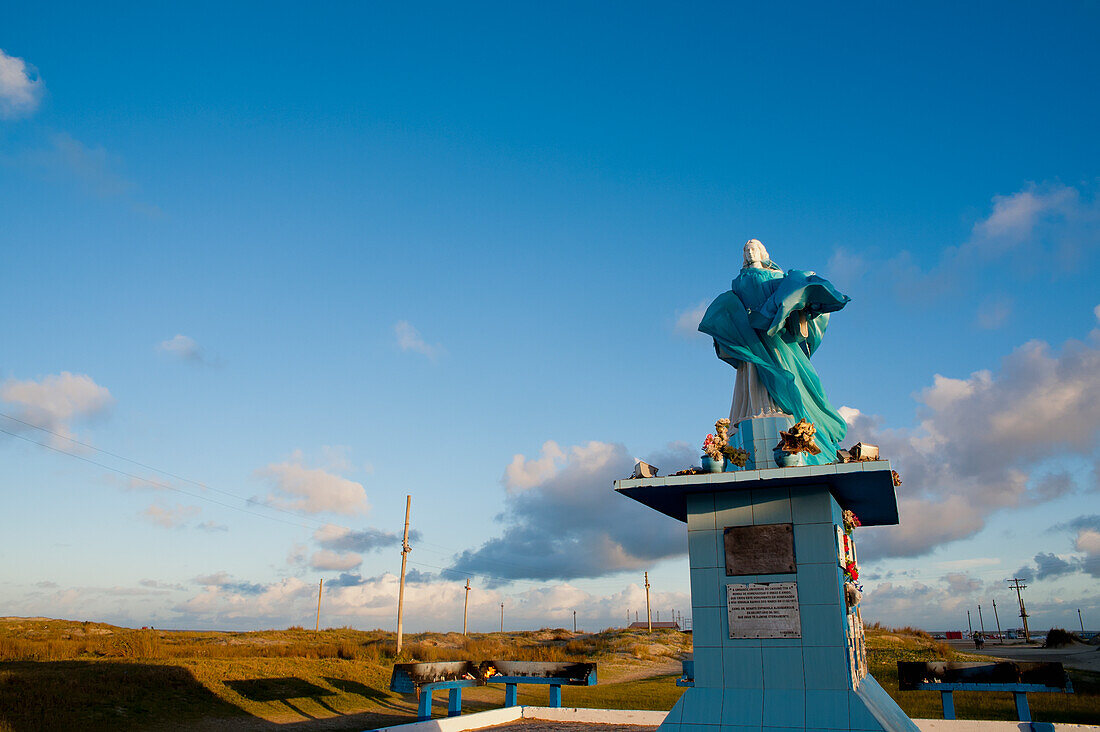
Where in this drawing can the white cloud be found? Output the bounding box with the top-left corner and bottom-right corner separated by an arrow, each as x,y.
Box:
309,549 -> 362,571
141,503 -> 201,529
0,371 -> 113,444
196,520 -> 228,532
254,456 -> 368,515
395,320 -> 443,359
837,406 -> 862,425
973,184 -> 1079,243
157,334 -> 206,364
674,301 -> 709,338
503,440 -> 565,492
0,49 -> 44,119
850,321 -> 1100,559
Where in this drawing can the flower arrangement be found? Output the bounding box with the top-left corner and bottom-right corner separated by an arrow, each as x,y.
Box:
842,509 -> 861,535
702,432 -> 724,462
775,418 -> 821,455
844,560 -> 859,584
725,446 -> 749,467
701,418 -> 751,469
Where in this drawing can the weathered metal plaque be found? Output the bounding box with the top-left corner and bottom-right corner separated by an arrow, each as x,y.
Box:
727,582 -> 801,639
724,523 -> 795,575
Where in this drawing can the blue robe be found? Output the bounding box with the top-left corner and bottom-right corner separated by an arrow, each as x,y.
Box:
698,266 -> 850,465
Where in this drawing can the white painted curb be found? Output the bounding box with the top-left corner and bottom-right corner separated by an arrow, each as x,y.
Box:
366,708 -> 1100,732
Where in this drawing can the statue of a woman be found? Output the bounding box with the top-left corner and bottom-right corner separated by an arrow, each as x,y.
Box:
698,239 -> 850,465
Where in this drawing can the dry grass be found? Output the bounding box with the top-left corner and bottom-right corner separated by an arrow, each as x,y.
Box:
2,618 -> 1096,730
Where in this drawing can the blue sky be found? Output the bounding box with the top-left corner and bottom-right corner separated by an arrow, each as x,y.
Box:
1,2 -> 1098,633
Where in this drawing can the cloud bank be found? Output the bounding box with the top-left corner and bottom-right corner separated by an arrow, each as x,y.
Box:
449,440 -> 689,584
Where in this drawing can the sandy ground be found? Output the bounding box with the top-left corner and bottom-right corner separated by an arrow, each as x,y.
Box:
947,640 -> 1100,673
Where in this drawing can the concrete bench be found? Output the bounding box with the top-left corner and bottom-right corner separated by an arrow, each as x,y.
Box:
389,660 -> 597,721
897,661 -> 1073,722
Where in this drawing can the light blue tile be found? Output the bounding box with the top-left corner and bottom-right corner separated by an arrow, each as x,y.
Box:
751,487 -> 791,524
848,690 -> 882,731
694,606 -> 723,647
688,493 -> 717,531
695,646 -> 724,688
762,726 -> 804,732
664,694 -> 687,726
689,530 -> 721,569
761,647 -> 803,689
829,497 -> 844,526
680,724 -> 722,732
799,603 -> 846,647
681,687 -> 725,725
721,646 -> 763,688
802,647 -> 849,690
691,566 -> 723,608
797,563 -> 842,606
790,486 -> 834,524
720,726 -> 761,732
720,689 -> 763,726
763,689 -> 805,728
806,689 -> 849,729
754,574 -> 797,584
794,523 -> 836,563
835,463 -> 863,474
716,490 -> 754,528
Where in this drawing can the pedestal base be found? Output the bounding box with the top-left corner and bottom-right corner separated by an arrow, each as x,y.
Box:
660,675 -> 918,732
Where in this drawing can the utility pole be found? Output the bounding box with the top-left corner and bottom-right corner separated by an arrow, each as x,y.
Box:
500,602 -> 504,632
573,610 -> 577,633
978,605 -> 986,635
463,579 -> 471,636
1007,578 -> 1030,643
992,599 -> 1002,644
644,572 -> 652,632
396,495 -> 412,655
315,579 -> 323,631
967,609 -> 973,636
1079,609 -> 1085,634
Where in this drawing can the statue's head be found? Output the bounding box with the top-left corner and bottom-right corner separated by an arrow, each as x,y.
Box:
743,239 -> 769,267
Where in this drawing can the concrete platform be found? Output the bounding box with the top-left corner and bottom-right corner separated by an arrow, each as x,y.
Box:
364,707 -> 1100,732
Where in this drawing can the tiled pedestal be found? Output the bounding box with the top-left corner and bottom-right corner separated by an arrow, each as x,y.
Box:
615,463 -> 918,732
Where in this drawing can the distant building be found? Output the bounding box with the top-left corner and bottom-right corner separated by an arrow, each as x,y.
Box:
627,621 -> 680,630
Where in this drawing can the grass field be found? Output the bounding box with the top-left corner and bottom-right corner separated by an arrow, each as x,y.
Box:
0,618 -> 1096,730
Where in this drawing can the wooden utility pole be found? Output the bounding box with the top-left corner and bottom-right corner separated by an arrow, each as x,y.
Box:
500,602 -> 504,632
315,579 -> 323,631
573,610 -> 576,633
396,495 -> 412,655
644,572 -> 652,632
1079,609 -> 1085,634
967,609 -> 973,635
1007,578 -> 1030,642
463,579 -> 471,636
978,604 -> 985,635
992,598 -> 1002,644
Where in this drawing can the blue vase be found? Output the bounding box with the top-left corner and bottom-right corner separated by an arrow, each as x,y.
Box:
701,456 -> 725,473
773,449 -> 803,468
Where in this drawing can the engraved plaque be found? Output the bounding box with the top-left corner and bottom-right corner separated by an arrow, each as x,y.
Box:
724,523 -> 795,575
727,582 -> 801,638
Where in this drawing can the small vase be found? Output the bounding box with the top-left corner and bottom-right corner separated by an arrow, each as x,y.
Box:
701,456 -> 725,473
773,449 -> 803,468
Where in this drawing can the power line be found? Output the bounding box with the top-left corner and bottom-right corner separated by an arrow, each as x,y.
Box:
0,411 -> 333,528
0,425 -> 316,531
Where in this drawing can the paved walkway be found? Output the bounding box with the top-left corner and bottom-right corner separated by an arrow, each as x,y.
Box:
947,640 -> 1100,673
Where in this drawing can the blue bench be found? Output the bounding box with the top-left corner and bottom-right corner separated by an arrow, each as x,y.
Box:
897,661 -> 1072,722
677,658 -> 694,688
389,660 -> 597,721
